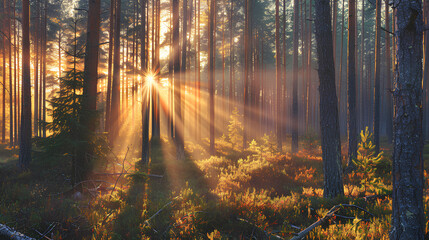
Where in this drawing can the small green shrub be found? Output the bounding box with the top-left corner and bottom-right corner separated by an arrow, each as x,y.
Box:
353,127 -> 390,195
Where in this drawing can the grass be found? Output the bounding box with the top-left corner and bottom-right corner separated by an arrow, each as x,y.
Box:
0,135 -> 428,239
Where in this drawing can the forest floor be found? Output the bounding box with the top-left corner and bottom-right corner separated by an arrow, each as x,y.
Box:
0,134 -> 428,239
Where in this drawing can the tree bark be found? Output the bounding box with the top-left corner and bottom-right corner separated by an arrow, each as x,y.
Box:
314,0 -> 344,198
105,0 -> 115,132
347,0 -> 357,169
385,2 -> 393,142
209,0 -> 215,154
110,0 -> 122,141
390,0 -> 425,239
19,0 -> 31,169
276,0 -> 282,152
141,0 -> 149,163
173,0 -> 184,160
291,0 -> 299,153
78,0 -> 101,181
373,0 -> 381,154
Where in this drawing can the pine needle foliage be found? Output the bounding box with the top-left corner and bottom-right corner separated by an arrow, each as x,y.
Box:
352,127 -> 389,195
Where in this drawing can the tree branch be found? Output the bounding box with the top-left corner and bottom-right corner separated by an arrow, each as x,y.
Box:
0,224 -> 35,240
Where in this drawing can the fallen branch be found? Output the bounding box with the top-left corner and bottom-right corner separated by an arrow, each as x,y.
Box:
0,224 -> 35,240
109,147 -> 130,198
236,217 -> 284,240
290,205 -> 341,240
144,201 -> 173,226
290,204 -> 375,240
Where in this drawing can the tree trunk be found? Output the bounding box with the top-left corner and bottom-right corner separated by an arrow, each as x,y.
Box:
373,0 -> 381,154
314,0 -> 344,198
173,0 -> 184,160
181,0 -> 188,140
19,0 -> 31,169
105,0 -> 115,132
292,0 -> 299,153
347,0 -> 357,169
209,0 -> 215,154
276,0 -> 282,151
141,0 -> 149,163
34,1 -> 39,137
385,3 -> 393,142
229,0 -> 234,114
79,0 -> 101,181
111,0 -> 122,141
359,0 -> 365,131
390,1 -> 425,239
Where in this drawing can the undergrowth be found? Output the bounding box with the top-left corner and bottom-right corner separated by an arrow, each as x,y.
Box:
1,122 -> 429,239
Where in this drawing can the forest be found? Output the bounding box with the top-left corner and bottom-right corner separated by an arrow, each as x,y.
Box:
0,0 -> 427,239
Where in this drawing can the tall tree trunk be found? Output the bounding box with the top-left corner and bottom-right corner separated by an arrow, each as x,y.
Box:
13,0 -> 18,145
141,0 -> 149,163
229,0 -> 234,114
347,0 -> 357,169
7,0 -> 13,146
156,0 -> 161,137
292,0 -> 299,153
19,0 -> 31,169
34,1 -> 39,137
181,0 -> 188,140
424,0 -> 429,139
390,1 -> 425,239
385,3 -> 393,142
314,0 -> 344,198
2,22 -> 5,143
373,0 -> 381,154
338,0 -> 344,132
197,0 -> 201,139
276,0 -> 282,151
306,0 -> 312,133
79,0 -> 101,181
243,0 -> 251,149
209,0 -> 215,154
41,1 -> 47,138
173,0 -> 185,160
105,0 -> 115,132
111,0 -> 122,141
360,0 -> 365,130
282,0 -> 287,139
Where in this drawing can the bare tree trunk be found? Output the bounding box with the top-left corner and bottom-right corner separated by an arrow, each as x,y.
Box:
105,0 -> 115,132
34,1 -> 39,137
42,1 -> 47,138
347,0 -> 357,169
306,0 -> 312,133
141,0 -> 149,163
181,0 -> 188,141
292,0 -> 299,153
173,0 -> 185,160
229,0 -> 234,114
338,0 -> 344,132
209,0 -> 215,154
7,0 -> 13,146
276,0 -> 282,151
111,0 -> 122,141
314,0 -> 344,199
19,0 -> 31,169
385,2 -> 393,142
373,0 -> 381,154
424,0 -> 429,140
359,0 -> 365,130
390,1 -> 425,239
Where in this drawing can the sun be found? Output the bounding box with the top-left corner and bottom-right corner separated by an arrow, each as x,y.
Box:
145,73 -> 155,87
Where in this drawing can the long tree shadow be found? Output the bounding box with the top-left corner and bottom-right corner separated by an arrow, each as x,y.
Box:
140,137 -> 217,239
